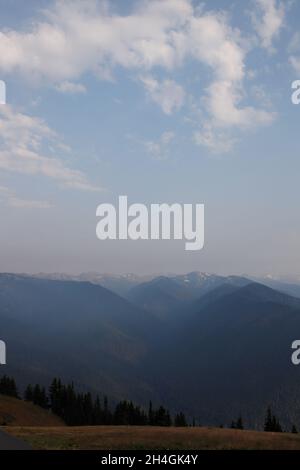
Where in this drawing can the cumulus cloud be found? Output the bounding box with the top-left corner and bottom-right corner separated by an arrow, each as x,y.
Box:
0,105 -> 101,191
205,80 -> 275,129
0,0 -> 191,81
189,12 -> 275,152
251,0 -> 285,50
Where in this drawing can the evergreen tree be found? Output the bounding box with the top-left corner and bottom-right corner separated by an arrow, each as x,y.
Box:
174,412 -> 187,427
93,396 -> 103,425
148,401 -> 154,426
49,378 -> 62,416
31,384 -> 48,409
154,406 -> 172,427
292,424 -> 298,434
114,400 -> 147,426
236,416 -> 244,430
103,396 -> 112,425
264,407 -> 273,432
24,384 -> 34,402
0,375 -> 19,398
264,407 -> 282,432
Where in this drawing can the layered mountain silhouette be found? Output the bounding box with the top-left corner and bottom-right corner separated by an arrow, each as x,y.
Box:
1,272 -> 300,429
126,272 -> 250,320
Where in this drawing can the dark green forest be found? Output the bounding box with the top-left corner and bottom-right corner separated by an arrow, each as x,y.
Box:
0,374 -> 294,432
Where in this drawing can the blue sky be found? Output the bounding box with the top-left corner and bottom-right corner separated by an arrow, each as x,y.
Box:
0,0 -> 299,277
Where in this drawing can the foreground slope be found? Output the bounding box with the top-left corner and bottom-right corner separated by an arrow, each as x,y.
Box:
0,395 -> 64,426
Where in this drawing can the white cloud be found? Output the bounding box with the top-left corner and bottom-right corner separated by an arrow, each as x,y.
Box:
143,131 -> 175,159
189,13 -> 275,152
55,81 -> 86,94
0,186 -> 52,209
0,1 -> 252,88
251,0 -> 285,50
0,0 -> 276,153
0,105 -> 101,191
205,80 -> 275,129
0,0 -> 191,81
140,76 -> 185,114
194,125 -> 237,154
191,78 -> 275,154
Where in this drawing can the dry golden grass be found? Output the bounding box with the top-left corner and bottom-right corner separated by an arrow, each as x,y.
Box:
4,425 -> 300,450
0,395 -> 64,427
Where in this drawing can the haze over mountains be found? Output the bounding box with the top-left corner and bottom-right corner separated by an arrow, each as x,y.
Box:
1,271 -> 300,428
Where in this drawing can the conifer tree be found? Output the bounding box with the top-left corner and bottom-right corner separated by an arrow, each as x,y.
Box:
236,416 -> 244,430
154,406 -> 172,427
148,401 -> 154,426
175,412 -> 188,427
0,375 -> 19,398
264,407 -> 282,432
24,384 -> 34,402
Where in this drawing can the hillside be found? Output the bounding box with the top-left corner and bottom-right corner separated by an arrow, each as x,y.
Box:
127,276 -> 190,319
4,425 -> 300,450
0,273 -> 162,404
154,282 -> 300,427
0,395 -> 64,426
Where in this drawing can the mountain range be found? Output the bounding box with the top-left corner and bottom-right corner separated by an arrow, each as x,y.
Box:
1,271 -> 300,429
31,270 -> 300,301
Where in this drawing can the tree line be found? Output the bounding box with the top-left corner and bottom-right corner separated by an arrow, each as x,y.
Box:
0,374 -> 297,432
0,374 -> 187,427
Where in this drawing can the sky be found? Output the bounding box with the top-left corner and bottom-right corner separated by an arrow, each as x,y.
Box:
0,0 -> 299,278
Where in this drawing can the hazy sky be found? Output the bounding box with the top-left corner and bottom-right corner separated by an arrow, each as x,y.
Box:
0,0 -> 299,277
